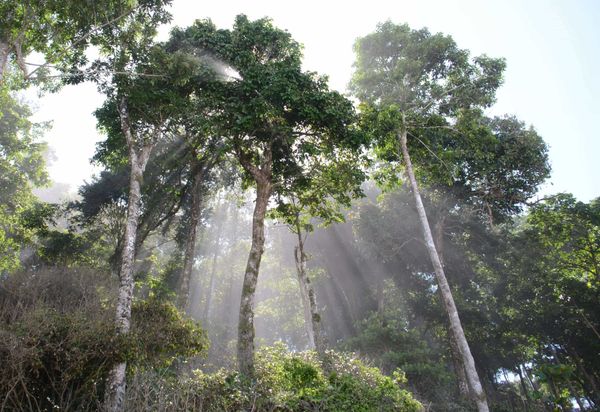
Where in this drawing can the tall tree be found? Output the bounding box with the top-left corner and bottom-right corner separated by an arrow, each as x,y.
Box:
350,22 -> 507,411
173,104 -> 226,312
169,16 -> 364,376
79,125 -> 223,301
273,149 -> 366,355
90,4 -> 194,408
97,88 -> 164,412
0,90 -> 49,272
501,194 -> 600,406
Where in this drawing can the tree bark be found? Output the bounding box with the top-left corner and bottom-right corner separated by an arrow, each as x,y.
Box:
105,97 -> 154,412
179,162 -> 205,312
433,216 -> 446,264
237,147 -> 273,377
448,326 -> 471,398
0,40 -> 10,85
434,215 -> 470,399
398,123 -> 489,412
293,214 -> 325,355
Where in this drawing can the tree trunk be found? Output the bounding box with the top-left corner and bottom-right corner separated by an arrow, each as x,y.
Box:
502,369 -> 517,412
398,123 -> 489,412
552,346 -> 586,411
223,203 -> 240,340
237,167 -> 272,377
434,216 -> 470,399
449,326 -> 471,398
568,380 -> 585,411
517,365 -> 532,409
523,365 -> 542,393
105,97 -> 154,412
376,274 -> 385,317
0,40 -> 10,85
570,347 -> 600,406
433,216 -> 446,264
203,203 -> 226,322
293,214 -> 324,355
179,162 -> 205,312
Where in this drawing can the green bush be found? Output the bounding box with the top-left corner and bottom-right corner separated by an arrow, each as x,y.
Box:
0,269 -> 419,411
125,343 -> 422,411
344,313 -> 453,405
0,267 -> 207,411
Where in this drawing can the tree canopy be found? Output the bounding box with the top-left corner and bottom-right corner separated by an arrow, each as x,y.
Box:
0,11 -> 597,412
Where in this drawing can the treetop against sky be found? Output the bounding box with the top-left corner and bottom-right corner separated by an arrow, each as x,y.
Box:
28,0 -> 599,202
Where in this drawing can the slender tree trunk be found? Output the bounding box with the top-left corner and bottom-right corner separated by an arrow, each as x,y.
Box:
552,347 -> 585,411
523,365 -> 542,393
223,203 -> 240,340
502,369 -> 517,412
295,241 -> 315,349
398,123 -> 489,412
523,366 -> 552,412
187,227 -> 209,317
179,163 -> 205,312
433,217 -> 446,264
570,348 -> 600,406
105,97 -> 154,412
0,40 -> 10,84
203,204 -> 226,322
434,216 -> 470,399
237,167 -> 272,377
293,214 -> 324,355
448,327 -> 471,398
517,365 -> 532,409
568,381 -> 585,411
376,274 -> 385,317
336,277 -> 357,331
305,274 -> 325,355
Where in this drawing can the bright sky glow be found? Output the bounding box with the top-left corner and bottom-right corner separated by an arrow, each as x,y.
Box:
31,0 -> 599,202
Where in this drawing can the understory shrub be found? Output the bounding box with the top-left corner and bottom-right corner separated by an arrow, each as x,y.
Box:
125,343 -> 422,411
1,268 -> 418,411
344,313 -> 454,406
0,267 -> 207,411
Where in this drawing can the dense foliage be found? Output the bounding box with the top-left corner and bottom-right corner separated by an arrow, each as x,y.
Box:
0,7 -> 597,412
122,344 -> 421,411
0,267 -> 207,410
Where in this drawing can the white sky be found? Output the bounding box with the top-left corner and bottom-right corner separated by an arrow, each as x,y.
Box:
31,0 -> 599,202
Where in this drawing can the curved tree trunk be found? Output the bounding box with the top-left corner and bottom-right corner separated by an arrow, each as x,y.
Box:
398,123 -> 489,412
293,215 -> 324,355
237,146 -> 273,377
105,97 -> 154,412
179,162 -> 205,312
